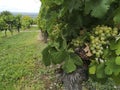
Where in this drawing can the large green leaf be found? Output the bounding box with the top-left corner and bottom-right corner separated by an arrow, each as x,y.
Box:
104,66 -> 113,75
63,0 -> 83,13
115,39 -> 120,55
85,0 -> 112,18
42,46 -> 52,66
113,7 -> 120,24
54,0 -> 64,5
62,55 -> 76,73
89,65 -> 96,74
115,56 -> 120,65
105,58 -> 120,76
96,63 -> 106,78
112,75 -> 120,84
110,39 -> 120,55
109,39 -> 118,50
51,50 -> 68,64
102,48 -> 111,59
70,53 -> 83,66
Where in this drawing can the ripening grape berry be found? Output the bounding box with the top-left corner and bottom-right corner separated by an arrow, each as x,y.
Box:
96,45 -> 100,49
101,40 -> 106,44
98,49 -> 103,54
92,44 -> 96,48
90,47 -> 95,50
112,33 -> 116,37
96,52 -> 100,57
105,29 -> 110,34
101,33 -> 105,37
100,46 -> 103,50
106,33 -> 111,37
95,31 -> 99,35
90,36 -> 95,40
112,28 -> 118,35
100,37 -> 105,41
91,40 -> 95,44
92,50 -> 96,54
94,37 -> 99,42
98,29 -> 103,34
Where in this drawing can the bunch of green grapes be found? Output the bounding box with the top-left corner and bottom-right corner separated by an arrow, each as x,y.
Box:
50,24 -> 61,39
90,25 -> 118,57
71,37 -> 81,47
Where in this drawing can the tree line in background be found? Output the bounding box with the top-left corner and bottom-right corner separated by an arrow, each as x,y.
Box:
0,11 -> 38,36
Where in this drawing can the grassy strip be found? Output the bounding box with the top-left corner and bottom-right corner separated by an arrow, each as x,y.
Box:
0,31 -> 47,90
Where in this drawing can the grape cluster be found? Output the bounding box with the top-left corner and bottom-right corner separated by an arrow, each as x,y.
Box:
90,25 -> 118,57
71,37 -> 81,47
50,24 -> 61,39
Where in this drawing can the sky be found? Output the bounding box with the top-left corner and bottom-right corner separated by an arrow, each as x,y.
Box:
0,0 -> 41,13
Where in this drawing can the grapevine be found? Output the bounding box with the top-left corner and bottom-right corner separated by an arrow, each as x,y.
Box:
38,0 -> 120,89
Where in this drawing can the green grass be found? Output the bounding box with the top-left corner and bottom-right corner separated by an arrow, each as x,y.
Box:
0,31 -> 49,90
21,25 -> 39,31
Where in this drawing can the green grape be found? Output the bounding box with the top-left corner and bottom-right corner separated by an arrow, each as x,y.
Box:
101,33 -> 105,37
90,25 -> 119,58
90,46 -> 95,50
101,40 -> 106,44
105,29 -> 110,34
98,50 -> 103,54
100,46 -> 103,50
95,31 -> 99,35
98,29 -> 103,34
96,45 -> 100,49
92,44 -> 96,48
106,33 -> 111,37
91,40 -> 95,44
92,50 -> 96,54
100,37 -> 105,41
96,52 -> 100,57
90,36 -> 95,40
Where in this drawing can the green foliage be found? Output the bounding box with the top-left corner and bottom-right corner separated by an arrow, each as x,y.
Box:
63,56 -> 76,73
0,11 -> 19,35
85,0 -> 113,18
14,14 -> 22,32
39,0 -> 120,85
115,56 -> 120,65
0,17 -> 7,31
21,16 -> 33,29
0,11 -> 24,34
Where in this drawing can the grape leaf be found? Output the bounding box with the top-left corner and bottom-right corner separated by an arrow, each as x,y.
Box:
110,39 -> 118,50
54,0 -> 64,5
89,65 -> 96,74
62,56 -> 76,73
115,56 -> 120,65
115,39 -> 120,55
104,66 -> 112,75
96,63 -> 106,78
42,46 -> 52,66
51,50 -> 68,64
70,53 -> 83,66
105,58 -> 120,76
116,49 -> 120,55
112,75 -> 120,84
113,7 -> 120,24
85,0 -> 111,18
